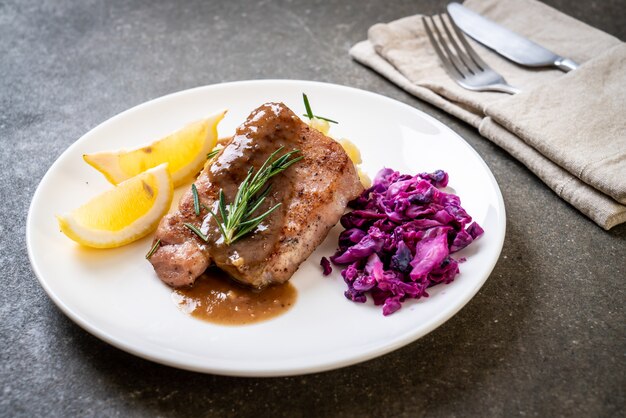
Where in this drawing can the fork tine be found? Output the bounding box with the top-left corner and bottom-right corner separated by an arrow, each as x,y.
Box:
422,16 -> 464,79
428,16 -> 470,79
437,14 -> 480,74
445,11 -> 489,70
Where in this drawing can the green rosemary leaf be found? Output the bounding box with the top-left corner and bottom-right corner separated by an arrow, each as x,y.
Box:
145,239 -> 161,259
191,184 -> 200,216
302,114 -> 338,124
303,93 -> 314,119
184,223 -> 208,242
207,148 -> 220,160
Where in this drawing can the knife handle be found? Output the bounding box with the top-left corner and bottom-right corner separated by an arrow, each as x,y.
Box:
554,57 -> 579,72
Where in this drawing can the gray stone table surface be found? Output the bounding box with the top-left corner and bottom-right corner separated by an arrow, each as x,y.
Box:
1,0 -> 624,417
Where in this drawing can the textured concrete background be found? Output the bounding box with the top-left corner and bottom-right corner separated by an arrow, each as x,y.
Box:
1,0 -> 625,417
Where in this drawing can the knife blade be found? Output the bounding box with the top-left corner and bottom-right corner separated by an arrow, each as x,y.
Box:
447,2 -> 578,72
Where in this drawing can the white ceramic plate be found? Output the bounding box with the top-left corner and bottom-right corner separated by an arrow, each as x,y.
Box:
27,80 -> 505,377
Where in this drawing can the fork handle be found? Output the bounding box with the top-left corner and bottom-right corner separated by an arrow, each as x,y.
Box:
554,57 -> 579,72
488,83 -> 521,95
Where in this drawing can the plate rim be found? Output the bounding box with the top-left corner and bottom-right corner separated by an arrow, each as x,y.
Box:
26,79 -> 506,376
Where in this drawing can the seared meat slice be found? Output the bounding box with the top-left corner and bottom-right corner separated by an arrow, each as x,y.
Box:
149,102 -> 363,288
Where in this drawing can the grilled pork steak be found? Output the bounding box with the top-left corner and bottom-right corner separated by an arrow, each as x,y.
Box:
149,102 -> 363,288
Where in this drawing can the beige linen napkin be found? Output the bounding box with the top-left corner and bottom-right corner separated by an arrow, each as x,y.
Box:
350,0 -> 626,229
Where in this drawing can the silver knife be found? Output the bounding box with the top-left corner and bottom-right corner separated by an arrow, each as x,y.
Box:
447,2 -> 579,72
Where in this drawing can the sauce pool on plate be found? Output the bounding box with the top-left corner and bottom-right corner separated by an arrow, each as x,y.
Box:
171,268 -> 297,325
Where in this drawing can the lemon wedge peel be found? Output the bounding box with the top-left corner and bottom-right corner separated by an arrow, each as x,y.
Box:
56,164 -> 173,249
83,110 -> 227,187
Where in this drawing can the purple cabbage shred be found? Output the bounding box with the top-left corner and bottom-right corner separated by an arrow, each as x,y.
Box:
320,257 -> 332,276
325,168 -> 483,316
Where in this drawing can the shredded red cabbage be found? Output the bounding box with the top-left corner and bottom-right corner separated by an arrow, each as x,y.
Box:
328,168 -> 483,316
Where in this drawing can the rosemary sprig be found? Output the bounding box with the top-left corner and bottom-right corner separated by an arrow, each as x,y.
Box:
302,93 -> 338,124
145,239 -> 161,259
184,147 -> 302,245
186,146 -> 302,245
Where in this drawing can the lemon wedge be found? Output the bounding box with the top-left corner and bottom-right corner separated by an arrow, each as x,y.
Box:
56,164 -> 173,248
83,110 -> 226,187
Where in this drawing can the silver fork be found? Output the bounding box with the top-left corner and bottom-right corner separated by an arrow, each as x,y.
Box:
422,13 -> 520,95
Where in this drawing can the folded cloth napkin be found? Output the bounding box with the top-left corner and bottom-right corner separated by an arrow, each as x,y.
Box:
350,0 -> 626,229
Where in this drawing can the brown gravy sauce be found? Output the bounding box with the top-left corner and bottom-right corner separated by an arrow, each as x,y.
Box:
171,268 -> 297,325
